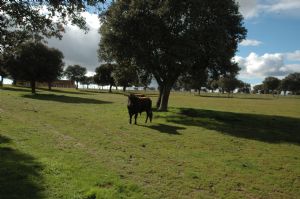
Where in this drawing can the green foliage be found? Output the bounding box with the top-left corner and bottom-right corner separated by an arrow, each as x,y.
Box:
176,68 -> 208,92
218,76 -> 241,95
81,76 -> 95,89
263,76 -> 280,94
137,69 -> 152,90
0,0 -> 106,40
111,62 -> 138,91
99,0 -> 247,110
207,79 -> 219,92
237,81 -> 251,93
94,63 -> 115,92
281,73 -> 300,94
64,65 -> 87,89
6,41 -> 64,93
253,84 -> 264,94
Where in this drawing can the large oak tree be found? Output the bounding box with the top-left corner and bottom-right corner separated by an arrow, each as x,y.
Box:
99,0 -> 246,111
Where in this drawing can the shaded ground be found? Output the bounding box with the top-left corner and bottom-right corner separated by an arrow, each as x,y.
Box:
165,108 -> 300,144
0,135 -> 44,199
23,94 -> 112,104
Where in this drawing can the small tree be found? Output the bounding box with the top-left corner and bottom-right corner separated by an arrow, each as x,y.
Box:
64,65 -> 87,89
263,76 -> 280,96
237,81 -> 251,94
253,84 -> 264,94
218,76 -> 240,97
137,69 -> 152,91
40,48 -> 64,90
94,63 -> 115,92
208,79 -> 219,93
281,73 -> 300,95
112,62 -> 138,92
7,42 -> 64,93
81,76 -> 94,89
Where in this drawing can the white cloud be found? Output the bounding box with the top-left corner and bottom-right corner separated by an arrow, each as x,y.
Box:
234,51 -> 300,78
264,0 -> 300,13
286,50 -> 300,61
47,12 -> 101,72
236,0 -> 259,19
240,39 -> 262,46
236,0 -> 300,19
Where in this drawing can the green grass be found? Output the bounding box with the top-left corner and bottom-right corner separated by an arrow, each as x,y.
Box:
1,86 -> 300,199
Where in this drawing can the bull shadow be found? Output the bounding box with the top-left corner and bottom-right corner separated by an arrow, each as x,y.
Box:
139,123 -> 185,135
165,108 -> 300,144
0,135 -> 44,199
22,94 -> 112,104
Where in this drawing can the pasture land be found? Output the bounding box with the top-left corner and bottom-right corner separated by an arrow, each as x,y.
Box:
0,86 -> 300,199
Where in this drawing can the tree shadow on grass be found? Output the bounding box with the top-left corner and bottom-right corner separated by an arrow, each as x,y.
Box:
0,135 -> 44,199
139,123 -> 185,135
38,88 -> 90,95
166,108 -> 300,144
22,94 -> 112,104
1,86 -> 30,92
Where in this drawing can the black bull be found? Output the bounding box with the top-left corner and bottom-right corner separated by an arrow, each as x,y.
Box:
127,94 -> 153,124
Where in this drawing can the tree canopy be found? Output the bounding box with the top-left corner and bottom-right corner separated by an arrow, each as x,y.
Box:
111,62 -> 138,92
263,76 -> 280,95
281,73 -> 300,94
7,42 -> 64,93
99,0 -> 246,111
64,65 -> 87,89
1,0 -> 106,72
94,63 -> 115,92
218,76 -> 241,96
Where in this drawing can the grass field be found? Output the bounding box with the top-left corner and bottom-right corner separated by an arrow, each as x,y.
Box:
1,86 -> 300,199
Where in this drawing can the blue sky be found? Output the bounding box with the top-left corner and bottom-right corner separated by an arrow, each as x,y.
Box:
235,0 -> 300,85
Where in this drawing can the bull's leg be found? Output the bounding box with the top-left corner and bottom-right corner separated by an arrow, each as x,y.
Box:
129,113 -> 132,124
149,110 -> 153,122
145,111 -> 149,123
134,113 -> 138,125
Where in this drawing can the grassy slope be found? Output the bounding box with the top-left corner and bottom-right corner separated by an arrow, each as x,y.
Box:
0,87 -> 300,199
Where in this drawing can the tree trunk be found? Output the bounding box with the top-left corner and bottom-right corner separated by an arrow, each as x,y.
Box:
75,81 -> 78,89
0,77 -> 3,87
12,79 -> 16,86
48,82 -> 52,90
123,86 -> 126,92
30,80 -> 36,94
158,85 -> 172,111
109,85 -> 112,93
156,86 -> 163,109
198,88 -> 200,95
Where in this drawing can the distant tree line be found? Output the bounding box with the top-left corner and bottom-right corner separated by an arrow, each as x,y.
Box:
172,73 -> 251,97
253,74 -> 300,95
